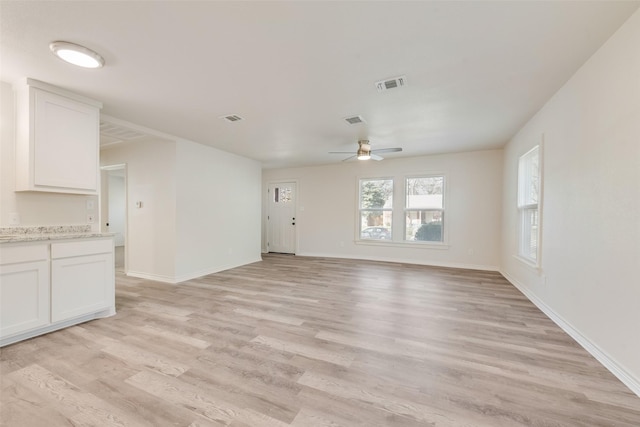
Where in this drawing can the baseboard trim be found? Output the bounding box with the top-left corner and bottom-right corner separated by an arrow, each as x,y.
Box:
1,308 -> 115,348
295,252 -> 499,272
173,257 -> 263,283
126,270 -> 175,284
127,257 -> 263,284
126,271 -> 176,284
500,270 -> 640,398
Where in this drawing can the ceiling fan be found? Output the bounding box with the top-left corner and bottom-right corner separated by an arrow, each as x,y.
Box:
329,140 -> 403,161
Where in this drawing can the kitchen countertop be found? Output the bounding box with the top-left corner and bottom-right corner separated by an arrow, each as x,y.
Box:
0,233 -> 114,243
0,225 -> 114,244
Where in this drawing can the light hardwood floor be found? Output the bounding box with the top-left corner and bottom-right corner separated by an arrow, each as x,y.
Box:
2,254 -> 639,426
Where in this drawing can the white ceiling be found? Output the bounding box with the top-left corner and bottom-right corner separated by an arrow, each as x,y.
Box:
2,1 -> 638,169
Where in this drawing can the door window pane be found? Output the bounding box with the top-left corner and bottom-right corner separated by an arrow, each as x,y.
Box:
274,187 -> 292,203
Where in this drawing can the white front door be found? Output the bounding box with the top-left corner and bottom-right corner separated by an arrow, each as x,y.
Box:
267,182 -> 296,254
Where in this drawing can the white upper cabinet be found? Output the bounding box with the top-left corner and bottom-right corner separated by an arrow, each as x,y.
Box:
15,78 -> 102,194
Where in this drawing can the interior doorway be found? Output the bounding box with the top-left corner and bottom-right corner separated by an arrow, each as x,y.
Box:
101,164 -> 127,273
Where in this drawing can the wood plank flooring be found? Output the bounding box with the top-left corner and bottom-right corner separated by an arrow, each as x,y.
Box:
2,254 -> 639,426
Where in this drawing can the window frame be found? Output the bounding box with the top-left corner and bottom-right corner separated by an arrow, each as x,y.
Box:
357,177 -> 394,241
404,174 -> 446,245
355,173 -> 449,249
517,145 -> 542,267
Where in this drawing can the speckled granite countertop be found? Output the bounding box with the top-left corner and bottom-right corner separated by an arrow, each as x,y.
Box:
0,225 -> 114,244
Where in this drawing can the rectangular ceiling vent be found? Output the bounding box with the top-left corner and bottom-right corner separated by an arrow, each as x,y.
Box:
99,122 -> 145,140
220,114 -> 244,122
344,115 -> 366,125
375,75 -> 407,92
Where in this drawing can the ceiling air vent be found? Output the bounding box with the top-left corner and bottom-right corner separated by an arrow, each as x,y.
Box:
100,122 -> 145,140
220,114 -> 244,122
375,75 -> 407,92
344,115 -> 366,125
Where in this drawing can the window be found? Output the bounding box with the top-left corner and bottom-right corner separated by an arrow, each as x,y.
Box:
359,178 -> 393,240
273,186 -> 292,203
518,146 -> 541,264
405,176 -> 445,242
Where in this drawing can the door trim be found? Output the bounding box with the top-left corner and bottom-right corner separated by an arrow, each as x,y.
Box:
100,164 -> 128,273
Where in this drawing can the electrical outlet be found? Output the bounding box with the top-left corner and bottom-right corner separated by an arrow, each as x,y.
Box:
9,212 -> 20,225
87,214 -> 95,224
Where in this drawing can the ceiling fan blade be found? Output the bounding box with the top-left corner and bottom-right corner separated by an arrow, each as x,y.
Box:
342,155 -> 357,162
371,147 -> 402,154
371,154 -> 384,161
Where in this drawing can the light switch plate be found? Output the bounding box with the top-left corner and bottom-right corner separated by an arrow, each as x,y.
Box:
87,200 -> 95,210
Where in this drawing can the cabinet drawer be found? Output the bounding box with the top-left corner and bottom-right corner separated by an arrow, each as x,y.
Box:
0,244 -> 48,265
51,239 -> 113,259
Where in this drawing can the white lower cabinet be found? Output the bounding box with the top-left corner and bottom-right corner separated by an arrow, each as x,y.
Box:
52,253 -> 113,322
0,248 -> 50,338
0,238 -> 115,347
51,239 -> 115,323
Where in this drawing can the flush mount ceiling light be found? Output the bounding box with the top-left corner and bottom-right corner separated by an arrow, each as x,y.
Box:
49,41 -> 104,68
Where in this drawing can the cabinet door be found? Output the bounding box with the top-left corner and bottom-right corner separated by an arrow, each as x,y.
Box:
51,253 -> 114,323
34,89 -> 99,191
0,261 -> 50,339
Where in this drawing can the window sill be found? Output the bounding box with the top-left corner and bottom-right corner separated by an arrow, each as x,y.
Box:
356,240 -> 450,250
513,255 -> 542,274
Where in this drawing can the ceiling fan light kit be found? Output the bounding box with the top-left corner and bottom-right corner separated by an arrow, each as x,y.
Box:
329,139 -> 401,162
357,140 -> 371,160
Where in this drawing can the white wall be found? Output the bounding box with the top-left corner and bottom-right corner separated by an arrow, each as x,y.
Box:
174,140 -> 262,282
501,9 -> 640,394
263,149 -> 503,270
101,136 -> 262,283
100,138 -> 177,281
0,81 -> 98,228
